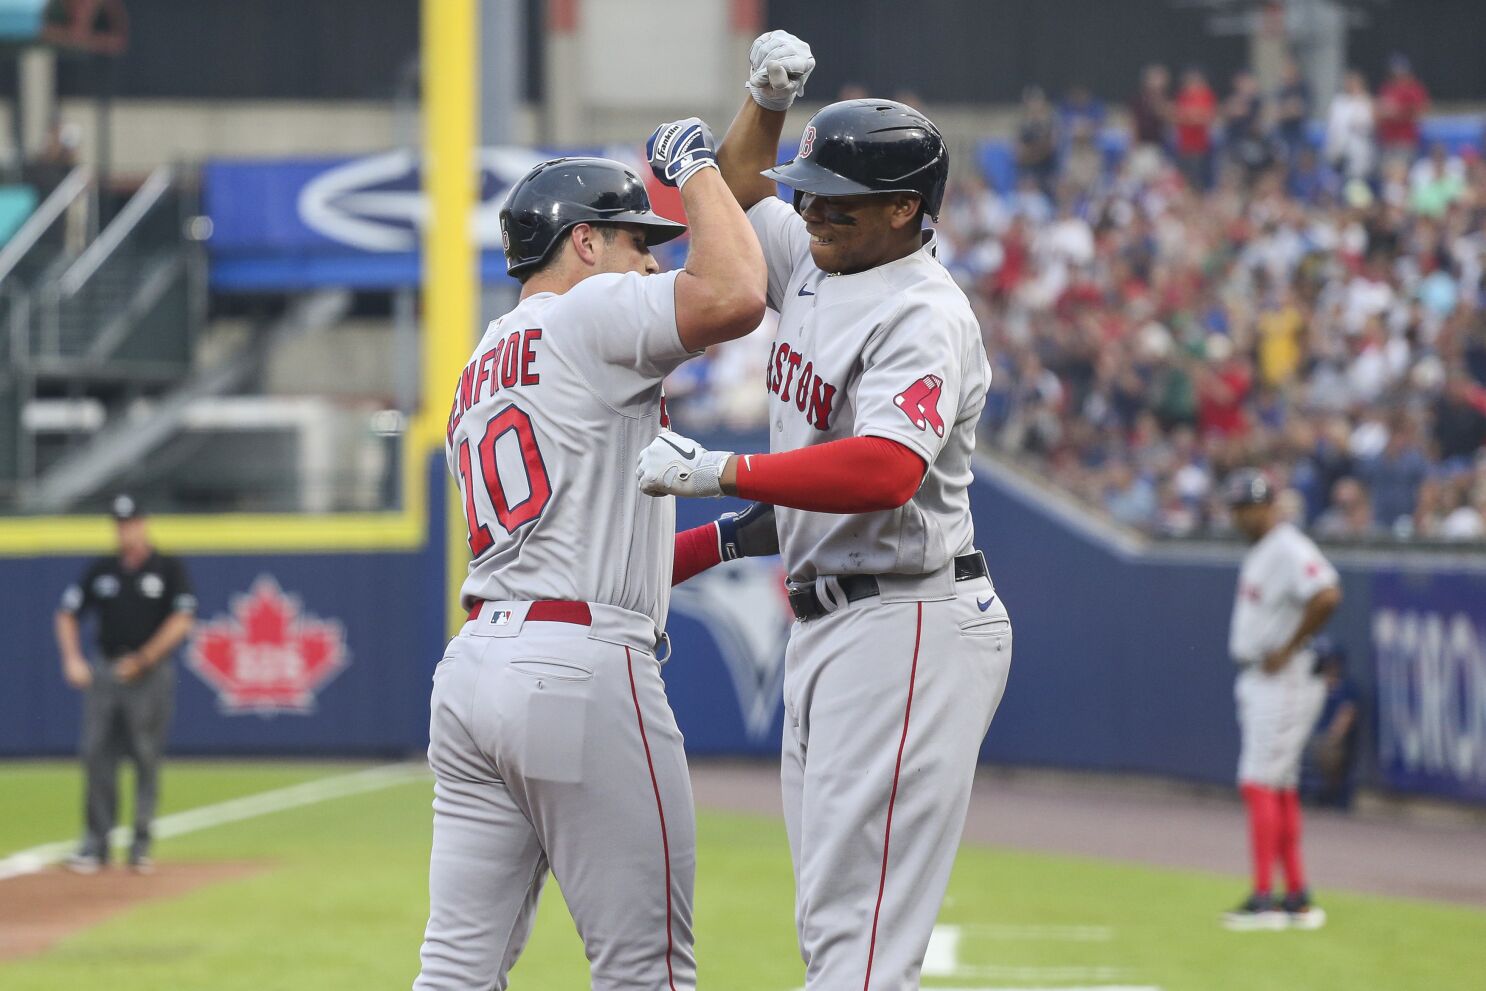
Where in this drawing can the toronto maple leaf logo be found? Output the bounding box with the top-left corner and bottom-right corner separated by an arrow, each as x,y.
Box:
188,576 -> 350,715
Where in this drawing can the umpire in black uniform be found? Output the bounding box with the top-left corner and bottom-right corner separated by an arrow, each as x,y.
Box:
54,494 -> 196,873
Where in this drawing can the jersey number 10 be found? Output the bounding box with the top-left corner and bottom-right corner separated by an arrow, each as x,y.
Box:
456,403 -> 553,557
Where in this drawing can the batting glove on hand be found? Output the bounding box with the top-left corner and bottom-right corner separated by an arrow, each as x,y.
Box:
746,30 -> 815,111
647,117 -> 719,189
716,502 -> 779,560
637,430 -> 733,498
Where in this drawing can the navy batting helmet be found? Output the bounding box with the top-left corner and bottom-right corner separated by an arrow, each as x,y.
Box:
1224,468 -> 1275,507
763,99 -> 950,220
499,157 -> 687,277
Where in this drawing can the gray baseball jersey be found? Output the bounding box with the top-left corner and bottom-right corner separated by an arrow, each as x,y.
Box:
1228,522 -> 1338,666
746,196 -> 990,581
444,269 -> 694,630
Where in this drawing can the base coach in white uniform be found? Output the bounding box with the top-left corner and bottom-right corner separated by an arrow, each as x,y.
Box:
637,32 -> 1013,990
1222,469 -> 1339,932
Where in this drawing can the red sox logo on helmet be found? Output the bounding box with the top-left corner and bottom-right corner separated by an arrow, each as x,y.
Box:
894,374 -> 946,437
799,125 -> 816,159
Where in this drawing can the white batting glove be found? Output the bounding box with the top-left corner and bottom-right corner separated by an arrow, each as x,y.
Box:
646,117 -> 719,189
637,430 -> 733,499
746,30 -> 815,111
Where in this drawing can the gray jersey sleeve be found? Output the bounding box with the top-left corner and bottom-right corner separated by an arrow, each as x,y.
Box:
746,196 -> 812,311
854,300 -> 974,465
550,269 -> 696,407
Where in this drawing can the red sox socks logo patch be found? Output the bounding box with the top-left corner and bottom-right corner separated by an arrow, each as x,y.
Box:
894,374 -> 946,436
188,576 -> 350,714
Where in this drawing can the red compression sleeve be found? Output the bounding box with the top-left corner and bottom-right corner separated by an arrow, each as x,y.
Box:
672,523 -> 723,585
734,436 -> 927,514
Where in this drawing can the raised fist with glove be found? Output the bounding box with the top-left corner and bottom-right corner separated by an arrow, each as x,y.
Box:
637,430 -> 733,498
746,30 -> 815,111
646,117 -> 719,188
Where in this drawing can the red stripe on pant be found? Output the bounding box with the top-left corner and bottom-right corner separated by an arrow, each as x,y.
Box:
626,647 -> 678,991
864,601 -> 924,990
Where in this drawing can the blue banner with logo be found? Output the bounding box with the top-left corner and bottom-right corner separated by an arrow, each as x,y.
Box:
201,146 -> 689,292
1372,571 -> 1486,802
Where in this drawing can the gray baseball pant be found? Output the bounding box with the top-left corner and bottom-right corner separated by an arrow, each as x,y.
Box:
414,602 -> 696,991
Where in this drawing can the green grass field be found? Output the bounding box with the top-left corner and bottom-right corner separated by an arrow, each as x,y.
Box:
2,761 -> 1482,990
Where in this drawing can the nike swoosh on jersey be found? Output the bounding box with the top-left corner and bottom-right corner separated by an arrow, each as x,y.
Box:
977,594 -> 997,612
659,435 -> 697,459
797,285 -> 815,296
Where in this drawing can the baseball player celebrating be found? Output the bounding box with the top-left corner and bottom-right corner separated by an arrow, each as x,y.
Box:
637,32 -> 1013,989
413,128 -> 766,990
1223,469 -> 1340,932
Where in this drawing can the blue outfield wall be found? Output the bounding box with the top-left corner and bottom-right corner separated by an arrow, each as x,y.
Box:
3,445 -> 1484,803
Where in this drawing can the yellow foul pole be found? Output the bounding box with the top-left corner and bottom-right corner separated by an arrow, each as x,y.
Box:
421,0 -> 479,635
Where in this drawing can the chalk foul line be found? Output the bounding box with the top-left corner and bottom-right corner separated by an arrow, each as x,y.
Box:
0,762 -> 429,881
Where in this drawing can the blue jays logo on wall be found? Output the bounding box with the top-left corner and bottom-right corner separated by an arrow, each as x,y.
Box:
667,559 -> 793,750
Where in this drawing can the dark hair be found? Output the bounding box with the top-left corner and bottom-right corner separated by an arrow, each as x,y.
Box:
516,223 -> 625,284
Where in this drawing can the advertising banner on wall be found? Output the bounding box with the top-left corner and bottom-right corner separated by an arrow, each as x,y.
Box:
201,146 -> 685,292
1373,570 -> 1486,803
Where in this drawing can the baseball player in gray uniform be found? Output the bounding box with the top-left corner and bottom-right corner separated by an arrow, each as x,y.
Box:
413,122 -> 767,990
637,32 -> 1013,989
1222,468 -> 1340,932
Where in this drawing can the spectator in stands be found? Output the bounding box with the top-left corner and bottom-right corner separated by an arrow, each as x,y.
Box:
1173,67 -> 1218,189
1376,54 -> 1429,158
1358,417 -> 1429,532
1016,86 -> 1061,194
1273,57 -> 1312,161
1314,477 -> 1381,539
1223,70 -> 1264,149
1130,64 -> 1172,150
1324,70 -> 1375,181
1060,83 -> 1105,134
1408,142 -> 1467,218
1061,118 -> 1105,197
1433,371 -> 1486,465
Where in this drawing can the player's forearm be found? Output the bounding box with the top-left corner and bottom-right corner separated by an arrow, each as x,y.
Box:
137,612 -> 194,667
672,523 -> 724,585
722,436 -> 926,514
675,166 -> 767,346
717,97 -> 787,211
1285,586 -> 1342,653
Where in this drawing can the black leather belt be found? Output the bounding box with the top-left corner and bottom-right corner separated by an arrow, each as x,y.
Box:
787,551 -> 989,621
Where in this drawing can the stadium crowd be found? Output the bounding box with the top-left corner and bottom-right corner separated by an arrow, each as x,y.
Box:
670,57 -> 1486,542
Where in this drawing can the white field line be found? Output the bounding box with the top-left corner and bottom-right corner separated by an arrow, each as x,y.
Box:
0,762 -> 428,881
961,923 -> 1115,942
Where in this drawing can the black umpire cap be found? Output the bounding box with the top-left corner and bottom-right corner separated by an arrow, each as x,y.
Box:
763,99 -> 950,220
498,157 -> 687,278
1223,469 -> 1274,507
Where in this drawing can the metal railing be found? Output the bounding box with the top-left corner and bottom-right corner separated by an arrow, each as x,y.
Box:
0,165 -> 92,292
32,166 -> 192,372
